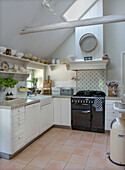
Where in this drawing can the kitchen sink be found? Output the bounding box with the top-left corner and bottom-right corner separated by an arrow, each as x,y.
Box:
28,95 -> 52,107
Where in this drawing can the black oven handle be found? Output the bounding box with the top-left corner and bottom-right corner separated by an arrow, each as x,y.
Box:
81,110 -> 90,114
82,104 -> 90,106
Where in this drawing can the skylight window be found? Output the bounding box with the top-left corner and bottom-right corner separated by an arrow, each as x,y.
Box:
62,0 -> 98,21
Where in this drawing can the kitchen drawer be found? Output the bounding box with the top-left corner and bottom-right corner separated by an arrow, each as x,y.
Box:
12,107 -> 25,116
11,120 -> 24,138
11,113 -> 24,124
12,132 -> 24,152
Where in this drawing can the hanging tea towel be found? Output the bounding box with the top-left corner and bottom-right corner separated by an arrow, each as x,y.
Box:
93,97 -> 103,112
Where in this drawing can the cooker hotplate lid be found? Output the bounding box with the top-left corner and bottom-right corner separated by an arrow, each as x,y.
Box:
74,90 -> 106,97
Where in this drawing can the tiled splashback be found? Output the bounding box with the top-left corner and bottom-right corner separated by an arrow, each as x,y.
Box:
0,81 -> 27,101
76,70 -> 106,92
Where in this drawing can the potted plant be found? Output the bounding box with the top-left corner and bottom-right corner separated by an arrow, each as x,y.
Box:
0,77 -> 18,91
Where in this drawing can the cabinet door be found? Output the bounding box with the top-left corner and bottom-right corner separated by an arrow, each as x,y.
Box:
25,103 -> 40,143
60,98 -> 71,126
39,103 -> 53,134
105,100 -> 120,130
53,98 -> 61,125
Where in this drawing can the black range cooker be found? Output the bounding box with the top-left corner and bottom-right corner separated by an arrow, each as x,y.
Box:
71,91 -> 106,133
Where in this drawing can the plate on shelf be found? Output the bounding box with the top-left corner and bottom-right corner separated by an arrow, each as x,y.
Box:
1,61 -> 9,71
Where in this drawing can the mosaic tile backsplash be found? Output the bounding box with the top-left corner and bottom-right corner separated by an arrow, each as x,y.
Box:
76,70 -> 106,92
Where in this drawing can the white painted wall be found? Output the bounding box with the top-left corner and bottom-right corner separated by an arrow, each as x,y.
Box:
50,32 -> 75,60
104,0 -> 125,81
75,0 -> 103,59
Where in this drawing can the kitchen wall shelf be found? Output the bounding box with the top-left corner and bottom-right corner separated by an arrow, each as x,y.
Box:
0,71 -> 29,81
0,54 -> 29,67
28,61 -> 48,69
69,60 -> 109,70
48,64 -> 69,71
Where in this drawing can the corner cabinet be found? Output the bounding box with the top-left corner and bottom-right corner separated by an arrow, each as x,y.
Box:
53,98 -> 71,126
25,103 -> 40,143
105,99 -> 120,130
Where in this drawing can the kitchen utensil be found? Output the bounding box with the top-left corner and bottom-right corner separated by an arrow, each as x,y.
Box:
79,33 -> 97,52
55,58 -> 61,64
51,58 -> 55,64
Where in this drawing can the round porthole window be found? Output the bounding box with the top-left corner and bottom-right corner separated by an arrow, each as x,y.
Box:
79,33 -> 97,52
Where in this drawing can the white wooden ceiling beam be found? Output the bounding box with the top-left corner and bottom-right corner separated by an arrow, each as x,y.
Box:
20,15 -> 125,35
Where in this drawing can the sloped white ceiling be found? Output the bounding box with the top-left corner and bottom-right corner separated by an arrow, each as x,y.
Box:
0,0 -> 75,57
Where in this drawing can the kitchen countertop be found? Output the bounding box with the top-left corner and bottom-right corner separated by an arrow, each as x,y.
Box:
0,98 -> 40,110
105,96 -> 121,100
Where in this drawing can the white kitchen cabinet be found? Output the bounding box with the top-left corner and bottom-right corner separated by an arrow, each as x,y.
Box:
105,99 -> 120,130
53,98 -> 71,126
39,103 -> 53,134
53,98 -> 61,125
25,103 -> 40,143
0,106 -> 25,156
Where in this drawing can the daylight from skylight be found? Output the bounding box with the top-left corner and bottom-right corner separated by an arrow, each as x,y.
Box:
63,0 -> 98,21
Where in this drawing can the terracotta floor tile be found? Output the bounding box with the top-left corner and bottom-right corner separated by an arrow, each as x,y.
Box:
28,149 -> 56,168
14,152 -> 35,165
0,158 -> 12,169
64,139 -> 79,146
38,149 -> 56,159
92,143 -> 107,151
44,160 -> 66,170
52,151 -> 71,162
28,156 -> 48,169
89,147 -> 105,159
64,162 -> 84,170
80,132 -> 95,143
73,147 -> 90,156
45,142 -> 61,151
4,161 -> 26,170
71,130 -> 84,135
105,158 -> 125,170
68,135 -> 81,141
93,134 -> 107,145
78,141 -> 92,149
23,164 -> 42,170
22,144 -> 43,155
85,157 -> 105,170
69,154 -> 87,166
59,145 -> 75,153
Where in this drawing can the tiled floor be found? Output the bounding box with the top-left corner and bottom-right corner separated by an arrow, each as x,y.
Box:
0,127 -> 125,170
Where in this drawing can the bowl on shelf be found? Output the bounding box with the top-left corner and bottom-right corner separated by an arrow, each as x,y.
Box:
11,49 -> 16,56
68,55 -> 76,62
31,56 -> 37,61
0,46 -> 6,54
15,52 -> 24,58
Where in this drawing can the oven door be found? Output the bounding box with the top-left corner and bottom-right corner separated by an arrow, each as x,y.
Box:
72,109 -> 91,130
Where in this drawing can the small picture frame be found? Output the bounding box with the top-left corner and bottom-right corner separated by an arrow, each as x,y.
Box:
84,56 -> 93,61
